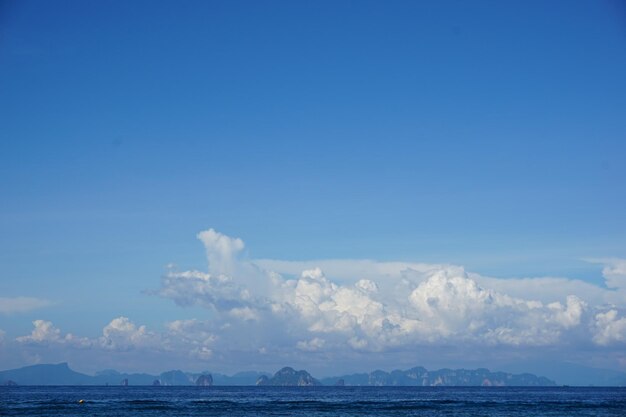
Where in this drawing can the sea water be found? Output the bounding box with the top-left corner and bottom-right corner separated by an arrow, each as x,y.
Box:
1,386 -> 625,416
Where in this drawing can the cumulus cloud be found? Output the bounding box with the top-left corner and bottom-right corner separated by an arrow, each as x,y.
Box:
584,258 -> 626,306
16,320 -> 92,348
100,317 -> 159,351
0,297 -> 51,314
16,320 -> 61,344
154,229 -> 626,354
592,258 -> 626,290
197,229 -> 245,276
12,316 -> 219,365
593,310 -> 626,345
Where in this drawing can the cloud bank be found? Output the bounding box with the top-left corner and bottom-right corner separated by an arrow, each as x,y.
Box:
6,229 -> 626,374
153,230 -> 626,354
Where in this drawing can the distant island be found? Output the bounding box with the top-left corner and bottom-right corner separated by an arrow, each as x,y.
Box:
321,366 -> 555,387
256,367 -> 321,386
0,363 -> 265,387
0,363 -> 558,386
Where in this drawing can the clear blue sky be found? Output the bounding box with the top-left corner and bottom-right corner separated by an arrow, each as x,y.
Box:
1,1 -> 625,376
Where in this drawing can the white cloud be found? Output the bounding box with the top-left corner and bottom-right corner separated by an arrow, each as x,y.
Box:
256,259 -> 623,307
16,320 -> 92,348
583,258 -> 626,306
197,229 -> 245,276
548,296 -> 586,329
16,320 -> 61,344
13,316 -> 218,361
589,258 -> 626,290
472,275 -> 609,307
593,309 -> 626,345
278,268 -> 387,340
155,229 -> 626,354
0,297 -> 51,314
7,316 -> 221,373
267,266 -> 589,349
100,317 -> 158,351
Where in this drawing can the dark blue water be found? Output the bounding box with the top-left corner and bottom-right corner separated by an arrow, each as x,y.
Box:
1,386 -> 625,416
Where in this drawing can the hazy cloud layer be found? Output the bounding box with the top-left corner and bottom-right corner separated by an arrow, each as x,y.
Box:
0,297 -> 51,314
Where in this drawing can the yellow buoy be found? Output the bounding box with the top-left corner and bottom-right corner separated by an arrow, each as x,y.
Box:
78,399 -> 85,404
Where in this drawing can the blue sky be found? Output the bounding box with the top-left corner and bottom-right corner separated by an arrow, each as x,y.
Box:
1,1 -> 626,379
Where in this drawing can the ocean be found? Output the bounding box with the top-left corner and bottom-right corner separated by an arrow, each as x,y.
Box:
1,386 -> 625,416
